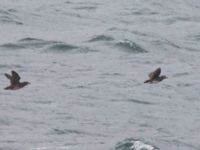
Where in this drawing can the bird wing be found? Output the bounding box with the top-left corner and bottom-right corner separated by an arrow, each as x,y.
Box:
4,73 -> 12,80
4,73 -> 14,84
11,70 -> 21,84
148,67 -> 161,79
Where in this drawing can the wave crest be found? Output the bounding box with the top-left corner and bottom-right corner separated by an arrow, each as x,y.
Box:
115,39 -> 147,53
88,35 -> 114,42
114,138 -> 159,150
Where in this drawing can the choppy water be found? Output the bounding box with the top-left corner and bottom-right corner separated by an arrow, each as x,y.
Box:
0,0 -> 200,150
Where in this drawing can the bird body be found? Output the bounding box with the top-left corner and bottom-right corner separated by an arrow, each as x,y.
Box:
4,71 -> 30,90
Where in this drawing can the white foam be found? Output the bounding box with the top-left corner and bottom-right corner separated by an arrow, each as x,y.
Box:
130,141 -> 154,150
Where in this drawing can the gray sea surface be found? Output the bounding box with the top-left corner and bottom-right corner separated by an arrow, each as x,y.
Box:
0,0 -> 200,150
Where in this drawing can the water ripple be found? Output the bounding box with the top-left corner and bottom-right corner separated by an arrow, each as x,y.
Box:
0,9 -> 23,25
111,99 -> 155,105
73,6 -> 97,11
52,128 -> 106,137
0,64 -> 23,69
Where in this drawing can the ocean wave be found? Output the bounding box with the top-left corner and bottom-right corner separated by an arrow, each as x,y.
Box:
0,43 -> 26,49
115,39 -> 147,53
0,38 -> 61,50
0,37 -> 88,54
18,37 -> 59,48
114,138 -> 159,150
19,37 -> 48,42
47,43 -> 78,52
87,35 -> 114,42
0,38 -> 53,50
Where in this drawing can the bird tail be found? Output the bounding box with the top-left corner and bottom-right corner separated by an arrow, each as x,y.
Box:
144,79 -> 151,83
4,86 -> 10,90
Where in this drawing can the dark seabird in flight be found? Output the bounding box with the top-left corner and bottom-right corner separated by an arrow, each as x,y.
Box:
144,67 -> 167,83
4,70 -> 30,90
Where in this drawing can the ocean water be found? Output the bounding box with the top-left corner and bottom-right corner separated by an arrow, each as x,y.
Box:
0,0 -> 200,150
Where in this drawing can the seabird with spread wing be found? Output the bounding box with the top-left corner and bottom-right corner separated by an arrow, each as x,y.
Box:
144,67 -> 167,83
4,70 -> 30,90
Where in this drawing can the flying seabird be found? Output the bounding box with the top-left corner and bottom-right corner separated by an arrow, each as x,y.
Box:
144,67 -> 167,83
4,70 -> 30,90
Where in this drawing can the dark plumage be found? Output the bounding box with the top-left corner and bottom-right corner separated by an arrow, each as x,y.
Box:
144,67 -> 167,83
4,70 -> 30,90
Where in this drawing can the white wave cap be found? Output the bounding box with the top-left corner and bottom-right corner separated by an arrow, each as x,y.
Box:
130,141 -> 154,150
